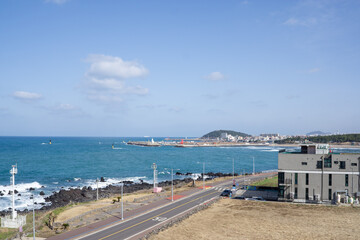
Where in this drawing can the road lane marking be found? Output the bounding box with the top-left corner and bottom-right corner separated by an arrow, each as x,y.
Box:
98,191 -> 217,240
152,217 -> 167,222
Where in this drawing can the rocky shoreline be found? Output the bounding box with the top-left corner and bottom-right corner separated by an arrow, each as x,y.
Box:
0,172 -> 235,216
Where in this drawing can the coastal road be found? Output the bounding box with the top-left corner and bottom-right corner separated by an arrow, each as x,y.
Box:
49,173 -> 275,240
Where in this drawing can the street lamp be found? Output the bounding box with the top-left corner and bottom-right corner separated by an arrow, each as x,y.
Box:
96,178 -> 99,201
203,162 -> 205,190
165,167 -> 179,202
252,157 -> 255,175
120,183 -> 124,220
151,163 -> 157,190
30,195 -> 35,240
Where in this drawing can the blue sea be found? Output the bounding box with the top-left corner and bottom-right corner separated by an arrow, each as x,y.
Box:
1,136 -> 357,211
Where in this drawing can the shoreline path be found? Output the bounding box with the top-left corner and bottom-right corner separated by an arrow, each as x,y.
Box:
47,173 -> 275,240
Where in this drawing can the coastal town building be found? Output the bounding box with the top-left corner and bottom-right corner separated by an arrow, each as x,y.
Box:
278,144 -> 360,203
260,133 -> 280,137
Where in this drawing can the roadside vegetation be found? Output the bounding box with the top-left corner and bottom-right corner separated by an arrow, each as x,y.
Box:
251,175 -> 278,187
275,133 -> 360,144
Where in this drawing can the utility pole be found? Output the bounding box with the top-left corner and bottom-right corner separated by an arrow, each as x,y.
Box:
96,178 -> 99,201
203,162 -> 205,190
232,158 -> 235,181
121,183 -> 124,220
252,157 -> 255,175
243,169 -> 245,186
31,195 -> 35,240
171,168 -> 174,201
152,163 -> 157,190
351,167 -> 354,198
321,156 -> 324,202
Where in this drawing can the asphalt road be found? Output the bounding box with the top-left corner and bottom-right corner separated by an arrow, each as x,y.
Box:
69,173 -> 274,240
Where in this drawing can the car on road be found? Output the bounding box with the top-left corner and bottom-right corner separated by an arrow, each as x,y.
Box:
220,189 -> 232,197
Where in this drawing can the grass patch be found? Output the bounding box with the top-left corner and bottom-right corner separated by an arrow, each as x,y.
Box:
52,206 -> 69,216
252,175 -> 278,187
0,228 -> 17,240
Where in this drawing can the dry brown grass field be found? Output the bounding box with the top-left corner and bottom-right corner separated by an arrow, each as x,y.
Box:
150,199 -> 360,240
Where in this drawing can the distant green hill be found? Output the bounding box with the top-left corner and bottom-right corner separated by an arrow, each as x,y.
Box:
202,130 -> 250,139
275,133 -> 360,144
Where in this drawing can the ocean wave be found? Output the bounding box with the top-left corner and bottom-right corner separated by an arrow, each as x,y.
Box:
0,182 -> 49,211
332,147 -> 360,150
261,149 -> 280,152
84,176 -> 148,189
0,182 -> 43,194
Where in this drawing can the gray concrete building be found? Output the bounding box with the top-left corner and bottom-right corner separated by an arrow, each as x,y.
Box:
278,144 -> 360,203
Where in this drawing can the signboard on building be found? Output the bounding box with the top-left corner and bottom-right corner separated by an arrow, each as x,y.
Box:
316,144 -> 329,154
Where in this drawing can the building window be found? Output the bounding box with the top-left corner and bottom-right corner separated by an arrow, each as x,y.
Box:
316,161 -> 322,169
340,161 -> 346,169
345,174 -> 349,187
329,174 -> 332,186
324,157 -> 332,168
278,186 -> 285,198
305,188 -> 309,200
351,163 -> 357,166
294,173 -> 298,185
306,173 -> 309,185
295,187 -> 298,199
278,172 -> 284,184
302,162 -> 307,165
328,189 -> 332,200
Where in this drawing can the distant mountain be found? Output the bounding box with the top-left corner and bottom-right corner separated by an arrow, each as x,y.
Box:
306,131 -> 331,136
201,130 -> 250,139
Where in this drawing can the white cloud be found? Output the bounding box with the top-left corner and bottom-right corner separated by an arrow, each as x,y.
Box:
83,54 -> 149,104
45,0 -> 69,4
13,91 -> 42,100
202,93 -> 219,100
168,107 -> 183,113
284,17 -> 317,26
308,68 -> 320,73
204,72 -> 225,81
43,103 -> 88,117
86,54 -> 148,79
55,104 -> 77,111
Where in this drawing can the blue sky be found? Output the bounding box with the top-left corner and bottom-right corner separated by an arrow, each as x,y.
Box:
0,0 -> 359,137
